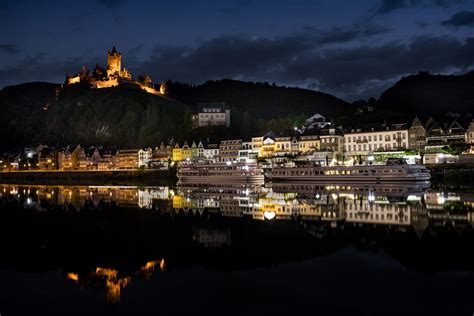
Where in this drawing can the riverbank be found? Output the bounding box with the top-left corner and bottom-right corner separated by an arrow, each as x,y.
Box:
0,169 -> 178,185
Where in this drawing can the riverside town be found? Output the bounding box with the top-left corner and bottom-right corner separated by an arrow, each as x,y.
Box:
2,113 -> 474,172
1,50 -> 473,174
2,2 -> 474,315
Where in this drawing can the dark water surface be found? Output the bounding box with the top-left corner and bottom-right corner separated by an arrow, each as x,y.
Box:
0,182 -> 473,315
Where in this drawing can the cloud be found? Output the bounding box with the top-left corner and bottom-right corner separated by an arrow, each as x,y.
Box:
371,0 -> 467,15
137,23 -> 390,84
96,0 -> 123,8
0,53 -> 101,89
0,44 -> 19,55
316,24 -> 391,44
373,0 -> 421,15
135,33 -> 474,101
284,36 -> 474,100
1,26 -> 472,102
442,11 -> 474,27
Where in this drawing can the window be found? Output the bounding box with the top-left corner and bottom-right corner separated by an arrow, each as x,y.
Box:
379,135 -> 382,141
368,135 -> 372,141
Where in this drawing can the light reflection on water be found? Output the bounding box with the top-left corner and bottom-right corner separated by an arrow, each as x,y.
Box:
1,182 -> 472,225
0,181 -> 473,309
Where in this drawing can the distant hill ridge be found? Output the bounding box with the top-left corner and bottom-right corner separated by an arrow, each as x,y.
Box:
165,79 -> 350,119
376,71 -> 474,115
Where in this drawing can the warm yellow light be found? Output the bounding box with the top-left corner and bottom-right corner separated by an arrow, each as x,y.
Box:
96,267 -> 118,278
67,272 -> 79,282
263,211 -> 276,220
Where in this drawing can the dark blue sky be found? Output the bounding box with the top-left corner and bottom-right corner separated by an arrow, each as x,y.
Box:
1,0 -> 473,101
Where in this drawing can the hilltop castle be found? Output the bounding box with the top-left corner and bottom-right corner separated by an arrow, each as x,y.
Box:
65,47 -> 166,95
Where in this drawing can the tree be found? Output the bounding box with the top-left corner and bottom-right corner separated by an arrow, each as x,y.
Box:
441,143 -> 469,156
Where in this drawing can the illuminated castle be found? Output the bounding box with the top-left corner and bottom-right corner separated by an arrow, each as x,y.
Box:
65,47 -> 166,95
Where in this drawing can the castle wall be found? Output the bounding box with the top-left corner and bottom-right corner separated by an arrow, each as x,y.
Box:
67,76 -> 81,84
92,78 -> 118,88
140,86 -> 159,95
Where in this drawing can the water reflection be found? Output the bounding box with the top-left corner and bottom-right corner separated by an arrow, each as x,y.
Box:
65,260 -> 165,304
2,182 -> 472,227
0,182 -> 473,305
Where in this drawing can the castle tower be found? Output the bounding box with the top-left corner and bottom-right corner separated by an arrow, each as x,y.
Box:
107,47 -> 122,77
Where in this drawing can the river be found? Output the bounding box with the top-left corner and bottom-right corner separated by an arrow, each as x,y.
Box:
0,181 -> 473,315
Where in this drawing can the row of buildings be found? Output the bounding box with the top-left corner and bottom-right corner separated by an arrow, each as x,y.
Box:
171,116 -> 474,165
1,145 -> 159,171
2,116 -> 474,171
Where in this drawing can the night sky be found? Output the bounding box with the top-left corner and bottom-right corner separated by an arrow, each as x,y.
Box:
1,0 -> 473,101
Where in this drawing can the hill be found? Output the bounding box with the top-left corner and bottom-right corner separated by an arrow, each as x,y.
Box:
338,71 -> 474,127
0,79 -> 353,149
0,82 -> 60,149
0,83 -> 189,149
377,71 -> 474,116
1,72 -> 473,150
166,79 -> 349,119
164,79 -> 351,138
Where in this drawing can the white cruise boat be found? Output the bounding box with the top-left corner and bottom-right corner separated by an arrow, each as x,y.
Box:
178,160 -> 264,185
268,158 -> 430,182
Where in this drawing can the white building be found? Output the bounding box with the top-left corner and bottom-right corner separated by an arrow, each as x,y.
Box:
344,126 -> 409,156
204,144 -> 220,161
304,113 -> 330,130
192,103 -> 231,128
467,120 -> 474,144
138,147 -> 153,167
320,128 -> 344,154
239,141 -> 259,160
